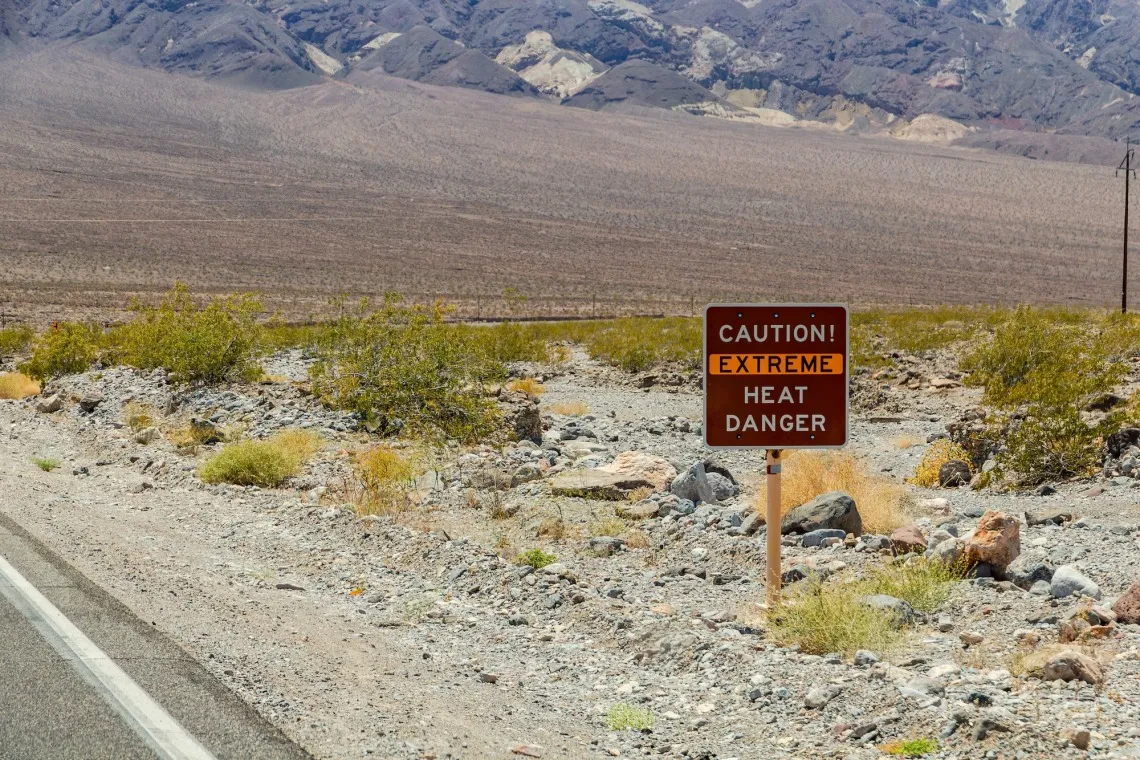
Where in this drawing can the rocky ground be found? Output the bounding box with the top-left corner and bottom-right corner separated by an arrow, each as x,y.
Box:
4,347 -> 1140,760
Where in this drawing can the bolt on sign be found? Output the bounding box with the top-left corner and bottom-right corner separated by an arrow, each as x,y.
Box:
703,304 -> 849,449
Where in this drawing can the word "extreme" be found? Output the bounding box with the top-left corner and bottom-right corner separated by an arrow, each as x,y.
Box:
708,354 -> 844,375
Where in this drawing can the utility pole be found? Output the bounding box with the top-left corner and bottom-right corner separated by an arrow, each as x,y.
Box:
1118,137 -> 1136,314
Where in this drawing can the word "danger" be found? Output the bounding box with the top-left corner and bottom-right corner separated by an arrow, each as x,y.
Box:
708,354 -> 843,375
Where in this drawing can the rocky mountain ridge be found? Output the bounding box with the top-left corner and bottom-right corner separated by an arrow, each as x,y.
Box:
6,0 -> 1140,157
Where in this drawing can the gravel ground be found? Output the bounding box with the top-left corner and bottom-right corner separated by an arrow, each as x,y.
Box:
3,349 -> 1140,759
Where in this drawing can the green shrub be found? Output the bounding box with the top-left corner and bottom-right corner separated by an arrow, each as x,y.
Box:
0,325 -> 35,356
882,737 -> 939,757
960,306 -> 1122,409
109,283 -> 264,385
310,296 -> 502,443
20,322 -> 103,380
1001,406 -> 1107,485
606,703 -> 654,731
516,548 -> 556,569
33,457 -> 60,472
766,577 -> 902,657
198,430 -> 320,487
584,317 -> 700,372
862,558 -> 964,614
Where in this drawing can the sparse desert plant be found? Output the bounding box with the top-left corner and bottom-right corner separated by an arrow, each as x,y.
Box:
198,430 -> 320,487
310,296 -> 502,443
881,737 -> 939,757
606,703 -> 655,731
547,401 -> 588,416
893,435 -> 923,449
122,402 -> 156,432
1001,406 -> 1106,485
584,317 -> 700,372
766,576 -> 902,657
623,529 -> 650,549
755,451 -> 912,534
516,548 -> 556,569
20,322 -> 102,380
33,457 -> 60,472
625,485 -> 654,502
506,377 -> 545,397
960,306 -> 1122,409
349,445 -> 421,515
536,516 -> 574,540
0,325 -> 35,356
862,558 -> 965,614
0,372 -> 40,399
588,516 -> 625,537
910,439 -> 973,487
108,283 -> 265,385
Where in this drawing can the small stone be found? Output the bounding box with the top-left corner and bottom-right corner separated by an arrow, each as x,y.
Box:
854,650 -> 880,666
801,528 -> 847,548
511,745 -> 544,758
1025,507 -> 1076,527
864,594 -> 917,625
1040,650 -> 1103,685
937,615 -> 954,632
36,395 -> 63,414
77,394 -> 104,413
960,631 -> 984,645
938,460 -> 971,487
904,676 -> 944,697
133,427 -> 159,445
781,492 -> 862,536
1067,728 -> 1091,751
1111,580 -> 1140,624
478,672 -> 499,684
804,685 -> 841,709
129,481 -> 153,494
1051,565 -> 1101,600
890,523 -> 927,554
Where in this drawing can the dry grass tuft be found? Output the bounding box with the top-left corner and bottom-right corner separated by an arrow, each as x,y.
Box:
893,435 -> 924,449
547,401 -> 588,416
198,429 -> 321,487
623,529 -> 650,549
0,372 -> 40,400
625,485 -> 654,502
349,445 -> 421,515
123,402 -> 156,432
506,377 -> 545,397
588,516 -> 625,537
754,451 -> 913,534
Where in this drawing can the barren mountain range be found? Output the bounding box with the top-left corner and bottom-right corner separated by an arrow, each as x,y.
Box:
7,0 -> 1140,156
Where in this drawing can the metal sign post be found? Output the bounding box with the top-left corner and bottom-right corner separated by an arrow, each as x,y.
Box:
704,304 -> 850,604
765,449 -> 782,603
1118,138 -> 1136,314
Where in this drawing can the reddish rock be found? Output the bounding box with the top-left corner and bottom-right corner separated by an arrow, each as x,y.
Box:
1112,580 -> 1140,624
963,510 -> 1020,573
890,523 -> 927,554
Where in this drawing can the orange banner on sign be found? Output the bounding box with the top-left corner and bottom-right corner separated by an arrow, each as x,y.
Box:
709,354 -> 845,375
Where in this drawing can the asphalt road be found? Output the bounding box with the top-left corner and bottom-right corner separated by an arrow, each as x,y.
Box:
0,513 -> 311,760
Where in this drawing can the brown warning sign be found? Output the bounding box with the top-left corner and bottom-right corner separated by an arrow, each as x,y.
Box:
704,304 -> 849,449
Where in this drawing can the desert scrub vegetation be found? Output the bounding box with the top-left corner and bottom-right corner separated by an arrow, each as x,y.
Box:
862,558 -> 965,614
606,703 -> 655,731
960,307 -> 1129,485
107,283 -> 264,385
0,325 -> 35,356
754,451 -> 913,534
33,457 -> 61,472
581,317 -> 700,372
198,430 -> 321,487
766,576 -> 902,658
20,322 -> 103,380
881,738 -> 938,757
347,445 -> 422,515
310,296 -> 503,443
516,548 -> 556,569
0,372 -> 40,400
506,377 -> 545,397
909,439 -> 972,487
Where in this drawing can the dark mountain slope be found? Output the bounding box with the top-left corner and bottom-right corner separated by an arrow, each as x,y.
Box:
565,58 -> 718,110
354,25 -> 536,94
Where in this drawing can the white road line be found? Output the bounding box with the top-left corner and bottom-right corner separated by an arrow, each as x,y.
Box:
0,553 -> 218,760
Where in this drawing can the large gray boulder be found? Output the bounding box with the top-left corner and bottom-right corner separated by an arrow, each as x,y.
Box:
780,492 -> 862,536
670,463 -> 716,504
